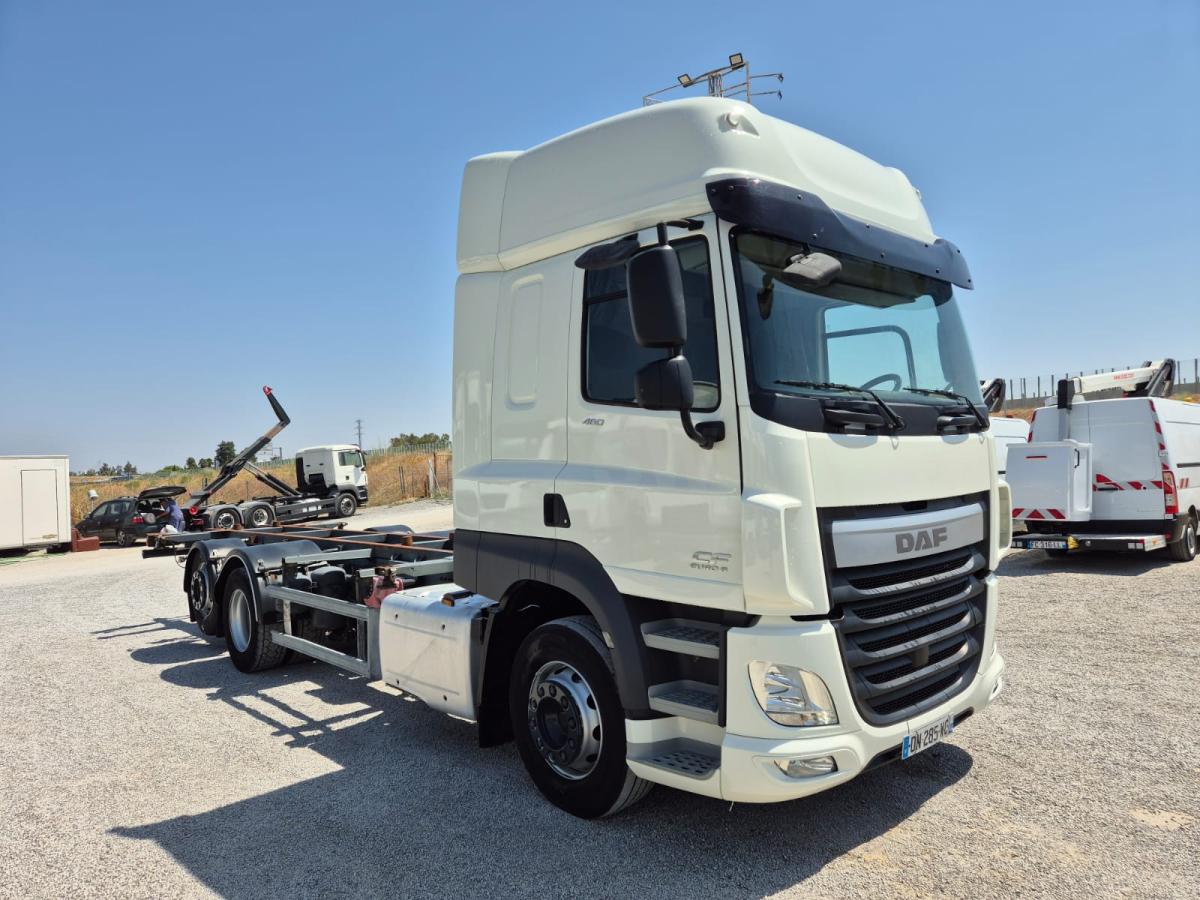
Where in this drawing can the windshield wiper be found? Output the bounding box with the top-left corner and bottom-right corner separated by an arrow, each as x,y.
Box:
776,380 -> 906,432
904,387 -> 988,429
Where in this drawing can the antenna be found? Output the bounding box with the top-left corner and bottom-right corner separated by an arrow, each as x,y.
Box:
643,53 -> 783,107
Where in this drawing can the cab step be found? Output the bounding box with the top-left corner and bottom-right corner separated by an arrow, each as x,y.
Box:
629,738 -> 720,780
647,680 -> 720,724
641,618 -> 723,659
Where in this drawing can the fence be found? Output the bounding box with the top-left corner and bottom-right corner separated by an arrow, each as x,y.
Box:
1003,358 -> 1200,406
363,441 -> 453,504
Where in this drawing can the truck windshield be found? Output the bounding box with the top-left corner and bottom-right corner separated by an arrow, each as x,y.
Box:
733,231 -> 983,407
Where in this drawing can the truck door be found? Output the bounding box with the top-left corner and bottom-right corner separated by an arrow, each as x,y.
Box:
557,223 -> 743,609
20,469 -> 61,546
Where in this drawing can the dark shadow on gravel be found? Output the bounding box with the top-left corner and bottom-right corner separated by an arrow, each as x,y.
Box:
111,623 -> 974,900
999,549 -> 1179,578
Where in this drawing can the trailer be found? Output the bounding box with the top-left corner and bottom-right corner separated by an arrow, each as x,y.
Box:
159,78 -> 1008,818
0,455 -> 71,552
155,387 -> 369,539
1009,360 -> 1199,560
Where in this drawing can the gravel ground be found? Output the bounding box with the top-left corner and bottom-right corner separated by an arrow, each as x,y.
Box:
1,517 -> 1197,899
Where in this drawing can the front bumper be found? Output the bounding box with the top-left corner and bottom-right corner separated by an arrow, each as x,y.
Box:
718,647 -> 1004,802
627,575 -> 1004,803
720,573 -> 1003,803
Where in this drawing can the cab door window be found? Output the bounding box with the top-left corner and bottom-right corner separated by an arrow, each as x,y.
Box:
582,238 -> 720,411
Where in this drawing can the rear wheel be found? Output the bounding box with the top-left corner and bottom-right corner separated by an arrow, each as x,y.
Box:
509,616 -> 652,818
1169,518 -> 1197,562
335,492 -> 358,518
186,558 -> 221,635
247,505 -> 273,528
222,568 -> 287,672
212,508 -> 241,530
116,528 -> 134,548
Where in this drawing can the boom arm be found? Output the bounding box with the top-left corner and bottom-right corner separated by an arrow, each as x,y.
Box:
188,386 -> 301,507
1057,359 -> 1177,409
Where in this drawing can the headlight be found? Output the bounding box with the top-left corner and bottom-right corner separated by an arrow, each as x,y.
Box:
748,661 -> 838,727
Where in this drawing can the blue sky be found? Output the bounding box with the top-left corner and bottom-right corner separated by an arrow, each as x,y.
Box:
1,1 -> 1197,470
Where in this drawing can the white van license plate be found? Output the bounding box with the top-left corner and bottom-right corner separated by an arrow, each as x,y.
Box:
902,715 -> 955,759
1026,539 -> 1068,550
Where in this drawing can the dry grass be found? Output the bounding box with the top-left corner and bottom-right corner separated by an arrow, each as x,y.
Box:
69,450 -> 452,523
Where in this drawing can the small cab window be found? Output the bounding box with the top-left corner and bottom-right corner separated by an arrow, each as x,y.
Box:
339,451 -> 364,468
582,238 -> 720,411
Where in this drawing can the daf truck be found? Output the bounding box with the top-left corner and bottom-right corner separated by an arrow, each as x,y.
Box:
161,97 -> 1008,817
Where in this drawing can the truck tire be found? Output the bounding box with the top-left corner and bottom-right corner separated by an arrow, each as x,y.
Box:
186,558 -> 222,636
212,508 -> 241,530
1169,518 -> 1197,562
246,505 -> 273,528
509,615 -> 653,818
222,568 -> 288,672
335,492 -> 358,518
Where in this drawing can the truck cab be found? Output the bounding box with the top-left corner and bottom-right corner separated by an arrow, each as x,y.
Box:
452,98 -> 1008,813
295,445 -> 369,504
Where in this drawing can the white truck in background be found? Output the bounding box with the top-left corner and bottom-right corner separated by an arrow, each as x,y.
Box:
0,456 -> 71,552
159,94 -> 1008,817
1009,360 -> 1200,560
981,378 -> 1031,477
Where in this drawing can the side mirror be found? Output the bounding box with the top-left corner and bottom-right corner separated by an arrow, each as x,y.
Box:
635,356 -> 695,411
627,244 -> 687,348
635,356 -> 724,450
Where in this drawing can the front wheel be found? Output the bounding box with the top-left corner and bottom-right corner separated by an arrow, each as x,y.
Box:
222,568 -> 288,672
509,616 -> 652,818
335,492 -> 358,518
1169,518 -> 1197,562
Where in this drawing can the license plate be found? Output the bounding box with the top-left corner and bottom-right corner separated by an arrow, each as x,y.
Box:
1026,539 -> 1068,550
902,714 -> 955,760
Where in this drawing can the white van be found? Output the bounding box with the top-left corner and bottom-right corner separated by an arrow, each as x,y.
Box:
1008,363 -> 1200,559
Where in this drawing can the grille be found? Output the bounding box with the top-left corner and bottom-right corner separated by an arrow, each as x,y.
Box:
829,542 -> 989,726
847,552 -> 973,591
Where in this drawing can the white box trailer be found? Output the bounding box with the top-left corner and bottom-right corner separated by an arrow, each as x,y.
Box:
1008,361 -> 1200,559
0,456 -> 72,552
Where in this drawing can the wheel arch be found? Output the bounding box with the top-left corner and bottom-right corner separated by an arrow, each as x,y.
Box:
456,530 -> 657,747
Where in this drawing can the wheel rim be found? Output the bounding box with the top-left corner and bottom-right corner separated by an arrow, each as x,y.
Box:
189,568 -> 211,619
527,660 -> 603,781
251,508 -> 270,527
339,496 -> 354,515
1187,526 -> 1196,557
228,588 -> 252,653
117,530 -> 128,546
215,511 -> 236,530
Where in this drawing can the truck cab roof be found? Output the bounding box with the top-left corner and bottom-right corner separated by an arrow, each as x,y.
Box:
295,444 -> 361,454
457,97 -> 938,274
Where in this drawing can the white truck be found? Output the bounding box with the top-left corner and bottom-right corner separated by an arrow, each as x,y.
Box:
1009,360 -> 1199,559
151,387 -> 370,536
160,96 -> 1008,817
0,455 -> 71,552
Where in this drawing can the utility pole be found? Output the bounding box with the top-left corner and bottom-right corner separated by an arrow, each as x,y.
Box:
355,419 -> 364,449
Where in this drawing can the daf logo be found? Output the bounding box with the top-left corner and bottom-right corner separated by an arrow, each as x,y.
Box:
895,526 -> 949,554
691,550 -> 732,573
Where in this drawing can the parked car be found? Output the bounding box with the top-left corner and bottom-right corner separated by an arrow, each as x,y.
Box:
75,486 -> 186,547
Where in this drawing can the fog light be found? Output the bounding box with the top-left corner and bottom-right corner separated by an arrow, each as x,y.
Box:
748,661 -> 838,727
774,755 -> 837,778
